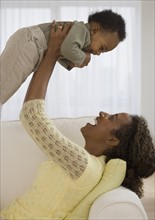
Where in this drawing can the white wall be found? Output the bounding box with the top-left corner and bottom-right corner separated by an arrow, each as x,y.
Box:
141,1 -> 155,138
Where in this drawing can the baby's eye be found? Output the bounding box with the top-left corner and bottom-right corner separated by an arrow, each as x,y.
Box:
101,47 -> 107,53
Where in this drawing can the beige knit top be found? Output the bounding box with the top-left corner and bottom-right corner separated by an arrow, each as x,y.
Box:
20,99 -> 94,179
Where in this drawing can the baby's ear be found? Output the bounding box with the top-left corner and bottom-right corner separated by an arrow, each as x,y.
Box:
90,24 -> 101,35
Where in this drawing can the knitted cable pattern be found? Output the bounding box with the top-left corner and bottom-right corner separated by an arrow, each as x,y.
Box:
20,99 -> 88,179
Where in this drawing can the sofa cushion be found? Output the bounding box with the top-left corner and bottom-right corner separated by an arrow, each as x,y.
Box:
65,158 -> 126,219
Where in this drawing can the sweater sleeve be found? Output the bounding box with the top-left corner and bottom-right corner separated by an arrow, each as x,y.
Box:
60,21 -> 91,66
20,100 -> 89,179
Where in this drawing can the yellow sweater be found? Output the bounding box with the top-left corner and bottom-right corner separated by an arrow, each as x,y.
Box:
1,156 -> 105,220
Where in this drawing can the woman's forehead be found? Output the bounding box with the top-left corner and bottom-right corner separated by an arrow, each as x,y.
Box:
117,113 -> 132,123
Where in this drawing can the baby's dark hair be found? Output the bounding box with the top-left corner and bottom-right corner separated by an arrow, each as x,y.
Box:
104,115 -> 155,198
88,9 -> 126,41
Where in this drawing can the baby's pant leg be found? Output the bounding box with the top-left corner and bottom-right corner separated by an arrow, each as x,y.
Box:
0,26 -> 47,104
0,28 -> 38,104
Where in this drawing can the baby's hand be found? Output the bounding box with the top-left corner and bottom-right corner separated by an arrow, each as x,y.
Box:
80,53 -> 91,68
67,53 -> 91,70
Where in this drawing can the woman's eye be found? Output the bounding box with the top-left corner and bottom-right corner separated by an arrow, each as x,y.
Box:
109,114 -> 117,121
109,115 -> 113,121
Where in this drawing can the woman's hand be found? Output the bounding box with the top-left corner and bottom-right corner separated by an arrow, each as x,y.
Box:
46,21 -> 72,59
24,21 -> 72,102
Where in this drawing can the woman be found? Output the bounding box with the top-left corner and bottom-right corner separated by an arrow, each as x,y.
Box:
1,22 -> 155,220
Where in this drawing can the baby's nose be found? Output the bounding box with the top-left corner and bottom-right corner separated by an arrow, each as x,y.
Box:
96,51 -> 101,55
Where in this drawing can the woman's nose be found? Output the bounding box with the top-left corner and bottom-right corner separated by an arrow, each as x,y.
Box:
99,111 -> 109,118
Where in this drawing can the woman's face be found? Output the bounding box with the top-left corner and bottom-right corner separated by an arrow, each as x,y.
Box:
81,112 -> 132,156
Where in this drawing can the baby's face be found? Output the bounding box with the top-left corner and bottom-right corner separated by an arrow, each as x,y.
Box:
86,28 -> 120,55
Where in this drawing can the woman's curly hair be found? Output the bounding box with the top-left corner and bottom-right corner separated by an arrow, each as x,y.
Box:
104,115 -> 155,198
88,9 -> 126,41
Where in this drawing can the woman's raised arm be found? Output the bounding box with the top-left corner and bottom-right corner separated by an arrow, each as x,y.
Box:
20,22 -> 90,180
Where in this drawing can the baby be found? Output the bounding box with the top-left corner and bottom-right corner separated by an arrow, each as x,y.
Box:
0,9 -> 126,104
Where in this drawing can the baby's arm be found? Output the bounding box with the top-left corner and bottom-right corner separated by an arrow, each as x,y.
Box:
61,52 -> 91,70
59,21 -> 91,69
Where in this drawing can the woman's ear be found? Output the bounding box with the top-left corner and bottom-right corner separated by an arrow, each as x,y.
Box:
106,135 -> 120,147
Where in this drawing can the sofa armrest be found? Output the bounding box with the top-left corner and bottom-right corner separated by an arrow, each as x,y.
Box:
89,186 -> 148,220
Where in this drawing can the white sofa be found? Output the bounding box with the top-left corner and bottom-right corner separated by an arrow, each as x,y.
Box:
1,117 -> 148,219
